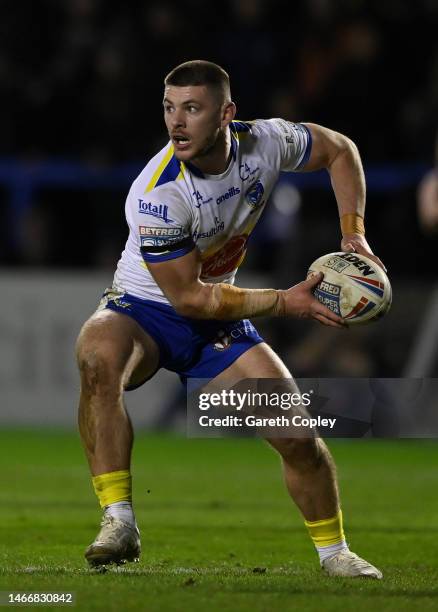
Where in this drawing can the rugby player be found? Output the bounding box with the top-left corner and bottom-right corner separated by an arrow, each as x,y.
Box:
76,60 -> 384,578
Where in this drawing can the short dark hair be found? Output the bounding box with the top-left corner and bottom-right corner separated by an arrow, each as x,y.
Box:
164,60 -> 231,102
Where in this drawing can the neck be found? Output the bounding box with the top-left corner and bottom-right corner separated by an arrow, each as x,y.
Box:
190,127 -> 232,175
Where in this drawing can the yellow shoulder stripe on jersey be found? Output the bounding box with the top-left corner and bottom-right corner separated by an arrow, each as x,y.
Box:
231,120 -> 253,140
145,145 -> 185,193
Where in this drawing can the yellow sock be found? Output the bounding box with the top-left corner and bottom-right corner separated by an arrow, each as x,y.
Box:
92,470 -> 132,508
304,510 -> 345,547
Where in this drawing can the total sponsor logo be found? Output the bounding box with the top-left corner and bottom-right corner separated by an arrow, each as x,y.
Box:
138,199 -> 174,224
193,217 -> 225,241
216,186 -> 240,205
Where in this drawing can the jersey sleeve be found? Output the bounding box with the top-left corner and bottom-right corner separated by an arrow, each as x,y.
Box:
126,182 -> 195,263
260,118 -> 313,172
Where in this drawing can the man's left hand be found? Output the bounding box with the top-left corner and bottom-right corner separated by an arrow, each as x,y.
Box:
341,233 -> 386,272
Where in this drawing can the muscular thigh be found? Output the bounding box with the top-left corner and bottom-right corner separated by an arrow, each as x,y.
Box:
76,309 -> 160,389
211,342 -> 313,453
211,342 -> 293,386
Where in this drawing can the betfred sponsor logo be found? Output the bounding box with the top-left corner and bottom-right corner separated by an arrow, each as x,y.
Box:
319,281 -> 340,296
216,186 -> 240,205
314,291 -> 341,315
314,283 -> 341,316
138,199 -> 174,224
201,234 -> 247,278
139,226 -> 182,237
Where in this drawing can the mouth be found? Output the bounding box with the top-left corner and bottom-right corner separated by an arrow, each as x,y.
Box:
172,134 -> 191,150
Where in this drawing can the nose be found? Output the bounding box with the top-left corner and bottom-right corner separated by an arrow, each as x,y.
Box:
170,108 -> 185,129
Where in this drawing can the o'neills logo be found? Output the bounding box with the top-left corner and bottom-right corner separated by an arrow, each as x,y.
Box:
216,186 -> 240,205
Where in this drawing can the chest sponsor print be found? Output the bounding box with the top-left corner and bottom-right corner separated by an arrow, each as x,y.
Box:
193,190 -> 213,208
201,234 -> 248,278
193,217 -> 225,241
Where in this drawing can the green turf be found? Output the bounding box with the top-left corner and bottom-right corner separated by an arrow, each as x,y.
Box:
0,431 -> 437,611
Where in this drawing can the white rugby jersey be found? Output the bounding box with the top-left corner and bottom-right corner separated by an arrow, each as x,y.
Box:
113,119 -> 312,304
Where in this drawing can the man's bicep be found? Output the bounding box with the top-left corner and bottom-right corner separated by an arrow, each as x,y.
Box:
300,123 -> 351,172
145,247 -> 203,309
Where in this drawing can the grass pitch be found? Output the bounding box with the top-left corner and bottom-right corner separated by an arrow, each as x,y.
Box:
0,430 -> 437,611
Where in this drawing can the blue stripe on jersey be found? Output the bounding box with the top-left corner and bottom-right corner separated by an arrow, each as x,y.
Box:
155,154 -> 183,189
296,124 -> 313,169
142,242 -> 195,263
230,132 -> 238,159
185,161 -> 205,178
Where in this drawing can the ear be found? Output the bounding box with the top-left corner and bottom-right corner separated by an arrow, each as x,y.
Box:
221,101 -> 236,128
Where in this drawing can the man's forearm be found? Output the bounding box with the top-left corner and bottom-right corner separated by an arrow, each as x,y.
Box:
180,282 -> 285,320
328,137 -> 366,232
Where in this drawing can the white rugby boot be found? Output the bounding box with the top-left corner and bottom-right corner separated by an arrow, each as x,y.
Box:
322,550 -> 383,579
85,514 -> 141,568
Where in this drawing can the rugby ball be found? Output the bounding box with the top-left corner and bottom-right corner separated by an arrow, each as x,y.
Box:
307,252 -> 392,325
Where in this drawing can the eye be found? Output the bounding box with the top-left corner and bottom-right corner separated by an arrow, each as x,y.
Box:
164,104 -> 174,113
188,105 -> 199,113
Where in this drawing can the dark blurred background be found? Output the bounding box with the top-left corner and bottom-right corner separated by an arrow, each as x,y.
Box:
2,0 -> 438,426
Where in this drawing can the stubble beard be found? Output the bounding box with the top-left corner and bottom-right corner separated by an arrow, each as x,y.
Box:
188,129 -> 224,165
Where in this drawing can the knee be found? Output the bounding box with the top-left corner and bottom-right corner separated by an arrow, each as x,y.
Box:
76,332 -> 122,396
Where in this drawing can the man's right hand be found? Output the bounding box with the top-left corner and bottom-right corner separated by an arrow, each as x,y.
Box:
277,272 -> 346,328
